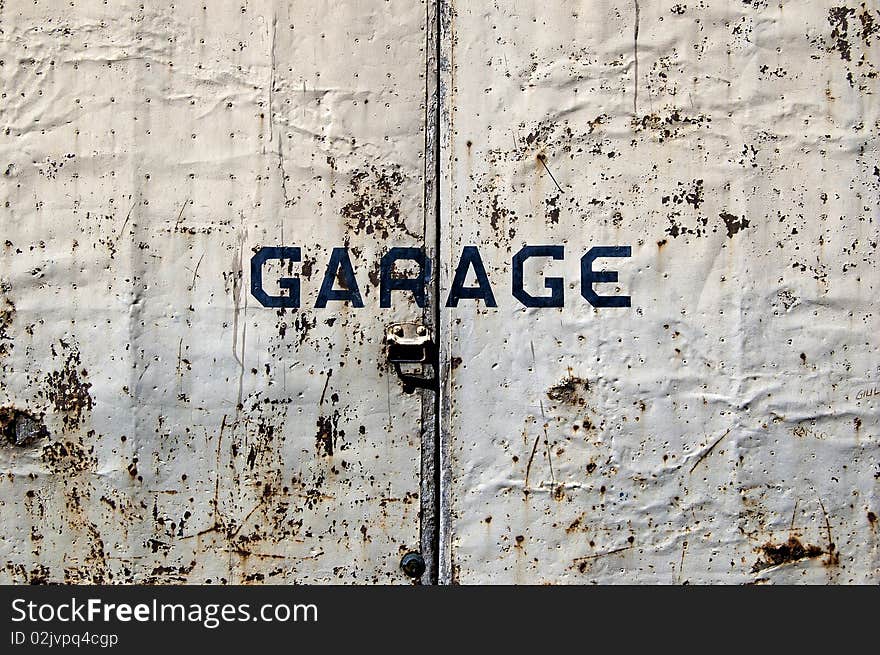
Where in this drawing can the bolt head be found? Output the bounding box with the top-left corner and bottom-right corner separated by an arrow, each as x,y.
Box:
400,552 -> 426,579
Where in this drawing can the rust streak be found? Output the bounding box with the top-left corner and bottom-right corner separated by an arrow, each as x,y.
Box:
633,0 -> 640,115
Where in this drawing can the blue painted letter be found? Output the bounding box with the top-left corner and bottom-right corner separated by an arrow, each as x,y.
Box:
445,246 -> 497,307
251,246 -> 301,308
315,248 -> 364,308
512,245 -> 564,308
580,246 -> 631,308
380,248 -> 431,308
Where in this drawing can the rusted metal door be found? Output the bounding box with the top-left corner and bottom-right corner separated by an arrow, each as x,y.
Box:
3,0 -> 878,587
0,0 -> 438,584
438,1 -> 879,583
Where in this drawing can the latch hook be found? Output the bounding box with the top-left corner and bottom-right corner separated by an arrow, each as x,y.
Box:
385,322 -> 437,393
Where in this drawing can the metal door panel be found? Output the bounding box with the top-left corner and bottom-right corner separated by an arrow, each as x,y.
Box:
440,1 -> 879,583
0,0 -> 433,583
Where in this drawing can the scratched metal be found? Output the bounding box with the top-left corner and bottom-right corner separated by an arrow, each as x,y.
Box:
439,1 -> 879,583
0,0 -> 433,583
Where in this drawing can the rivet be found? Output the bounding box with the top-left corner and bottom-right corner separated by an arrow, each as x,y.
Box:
400,552 -> 426,578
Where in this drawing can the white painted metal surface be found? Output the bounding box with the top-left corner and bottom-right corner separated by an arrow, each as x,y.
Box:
1,0 -> 878,586
0,0 -> 432,583
440,0 -> 879,583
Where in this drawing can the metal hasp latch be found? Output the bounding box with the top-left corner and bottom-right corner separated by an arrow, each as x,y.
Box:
385,322 -> 437,393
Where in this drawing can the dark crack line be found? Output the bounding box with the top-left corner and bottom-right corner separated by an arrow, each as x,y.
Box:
319,369 -> 332,406
524,430 -> 542,493
688,428 -> 731,474
115,200 -> 136,243
188,251 -> 205,292
574,544 -> 634,563
538,155 -> 564,194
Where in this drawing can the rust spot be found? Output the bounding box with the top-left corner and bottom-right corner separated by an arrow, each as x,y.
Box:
340,165 -> 415,240
0,407 -> 48,447
662,179 -> 705,210
300,256 -> 316,280
719,212 -> 751,238
631,109 -> 711,142
0,283 -> 13,357
751,536 -> 827,573
868,511 -> 877,526
315,411 -> 342,457
41,438 -> 96,474
545,193 -> 560,225
489,193 -> 514,233
451,356 -> 463,370
368,262 -> 381,288
27,564 -> 51,585
40,344 -> 93,430
547,375 -> 589,406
